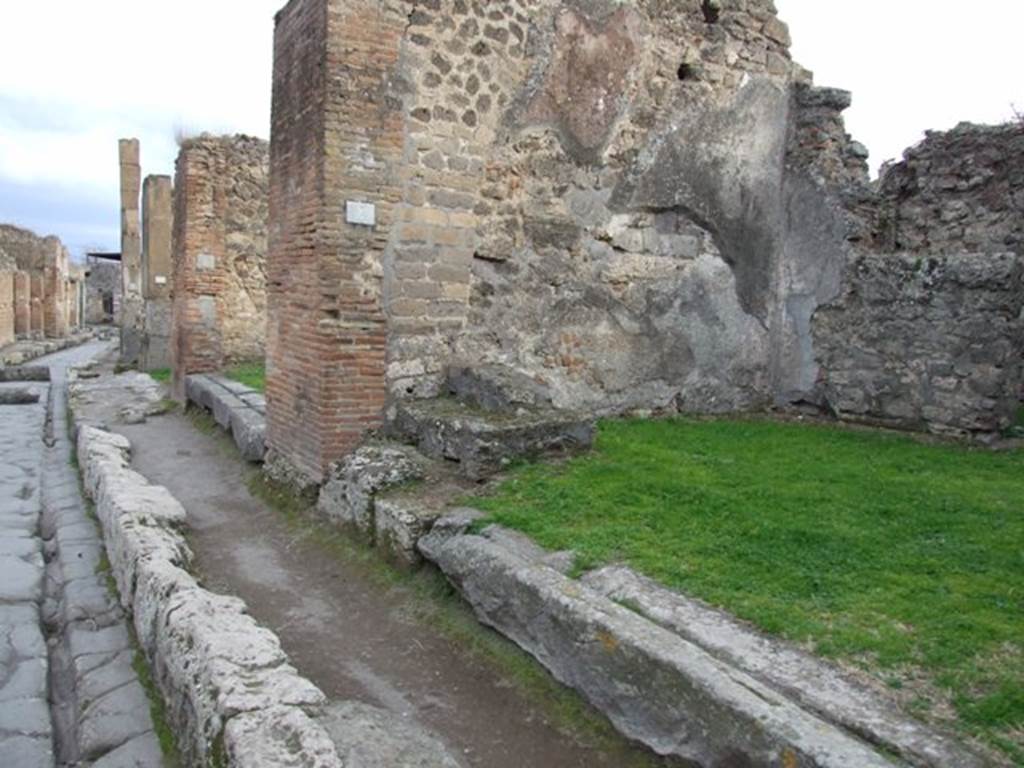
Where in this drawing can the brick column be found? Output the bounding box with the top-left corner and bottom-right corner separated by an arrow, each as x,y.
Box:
30,273 -> 43,337
0,271 -> 13,348
266,0 -> 404,485
13,271 -> 30,337
43,244 -> 68,339
120,138 -> 144,363
141,175 -> 174,370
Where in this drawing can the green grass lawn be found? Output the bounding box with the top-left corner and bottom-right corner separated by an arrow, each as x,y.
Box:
224,361 -> 266,393
471,418 -> 1024,761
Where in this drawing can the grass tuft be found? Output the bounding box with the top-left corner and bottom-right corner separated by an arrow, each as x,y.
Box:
224,361 -> 266,393
148,368 -> 172,384
470,417 -> 1024,758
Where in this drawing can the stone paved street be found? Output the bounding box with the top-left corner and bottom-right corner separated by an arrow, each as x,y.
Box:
0,340 -> 161,768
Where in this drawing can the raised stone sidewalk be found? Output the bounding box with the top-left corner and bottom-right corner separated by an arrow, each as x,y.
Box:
185,373 -> 266,461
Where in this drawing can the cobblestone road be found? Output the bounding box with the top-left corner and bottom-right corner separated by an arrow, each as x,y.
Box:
0,341 -> 162,768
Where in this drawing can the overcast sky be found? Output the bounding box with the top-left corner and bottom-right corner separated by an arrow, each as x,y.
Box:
0,1 -> 1021,260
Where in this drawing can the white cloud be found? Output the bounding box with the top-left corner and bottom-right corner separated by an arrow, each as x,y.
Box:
0,0 -> 281,193
775,0 -> 1024,172
1,0 -> 1022,253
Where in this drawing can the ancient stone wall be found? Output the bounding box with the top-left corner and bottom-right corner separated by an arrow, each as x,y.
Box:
815,252 -> 1023,436
811,122 -> 1024,436
385,0 -> 819,414
877,122 -> 1024,255
170,134 -> 268,399
141,175 -> 174,370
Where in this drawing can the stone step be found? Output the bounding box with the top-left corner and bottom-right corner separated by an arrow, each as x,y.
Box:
387,397 -> 596,480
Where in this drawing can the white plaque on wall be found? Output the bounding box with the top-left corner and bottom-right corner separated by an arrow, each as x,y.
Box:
154,276 -> 168,285
346,201 -> 376,227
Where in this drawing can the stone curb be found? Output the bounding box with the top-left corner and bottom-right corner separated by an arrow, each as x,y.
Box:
184,374 -> 266,461
580,566 -> 983,768
419,517 -> 985,768
74,424 -> 341,767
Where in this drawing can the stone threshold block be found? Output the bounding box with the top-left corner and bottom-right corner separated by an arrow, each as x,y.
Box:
419,515 -> 987,768
388,397 -> 596,481
185,374 -> 266,462
317,443 -> 480,567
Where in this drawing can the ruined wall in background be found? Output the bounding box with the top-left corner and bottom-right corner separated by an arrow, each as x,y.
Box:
813,123 -> 1024,436
86,259 -> 121,324
0,248 -> 14,347
141,175 -> 174,370
170,135 -> 268,398
877,123 -> 1024,255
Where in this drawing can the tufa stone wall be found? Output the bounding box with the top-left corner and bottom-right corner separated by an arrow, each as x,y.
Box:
877,122 -> 1024,255
170,134 -> 268,399
812,122 -> 1024,436
815,252 -> 1023,436
141,175 -> 174,370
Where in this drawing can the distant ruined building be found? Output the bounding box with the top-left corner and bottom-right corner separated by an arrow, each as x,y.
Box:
0,224 -> 85,350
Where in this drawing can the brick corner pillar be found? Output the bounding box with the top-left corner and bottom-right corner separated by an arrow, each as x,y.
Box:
266,0 -> 404,486
141,174 -> 174,371
119,138 -> 144,364
170,142 -> 225,402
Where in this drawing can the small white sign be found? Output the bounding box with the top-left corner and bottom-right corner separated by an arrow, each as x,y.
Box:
346,201 -> 376,227
155,275 -> 168,285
